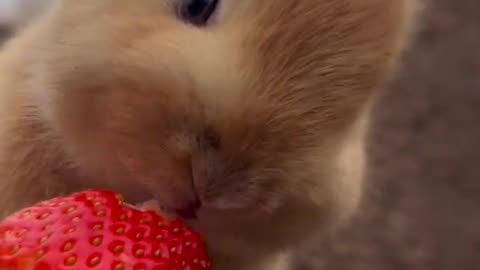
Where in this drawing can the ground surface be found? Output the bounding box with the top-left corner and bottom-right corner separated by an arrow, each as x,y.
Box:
295,0 -> 480,269
1,0 -> 479,269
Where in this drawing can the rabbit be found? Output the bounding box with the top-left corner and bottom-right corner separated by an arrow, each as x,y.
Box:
0,0 -> 419,269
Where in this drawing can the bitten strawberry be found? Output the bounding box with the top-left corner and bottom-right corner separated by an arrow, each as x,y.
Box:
0,190 -> 211,270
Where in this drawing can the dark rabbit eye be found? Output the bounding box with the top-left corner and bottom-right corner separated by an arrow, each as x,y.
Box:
178,0 -> 219,26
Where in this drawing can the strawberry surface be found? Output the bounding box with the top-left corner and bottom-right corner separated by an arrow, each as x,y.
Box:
0,190 -> 211,270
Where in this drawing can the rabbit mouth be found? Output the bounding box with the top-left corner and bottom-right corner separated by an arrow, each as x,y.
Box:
126,200 -> 178,220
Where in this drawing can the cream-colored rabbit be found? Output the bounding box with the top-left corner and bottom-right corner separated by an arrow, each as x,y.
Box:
0,0 -> 417,269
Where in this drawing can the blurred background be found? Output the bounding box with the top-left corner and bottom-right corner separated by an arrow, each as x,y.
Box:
295,0 -> 480,269
1,0 -> 479,269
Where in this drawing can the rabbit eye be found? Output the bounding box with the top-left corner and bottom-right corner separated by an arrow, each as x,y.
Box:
178,0 -> 219,26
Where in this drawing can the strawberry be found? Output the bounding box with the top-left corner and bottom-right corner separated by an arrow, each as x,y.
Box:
0,190 -> 212,270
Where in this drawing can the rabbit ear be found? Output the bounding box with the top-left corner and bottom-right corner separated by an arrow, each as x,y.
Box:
0,0 -> 52,29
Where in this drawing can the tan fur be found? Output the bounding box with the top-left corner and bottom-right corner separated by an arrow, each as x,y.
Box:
0,1 -> 418,269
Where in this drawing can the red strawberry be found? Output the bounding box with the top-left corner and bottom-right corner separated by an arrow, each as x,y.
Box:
0,190 -> 212,270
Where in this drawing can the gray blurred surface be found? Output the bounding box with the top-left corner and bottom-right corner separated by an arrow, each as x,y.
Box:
296,0 -> 480,269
